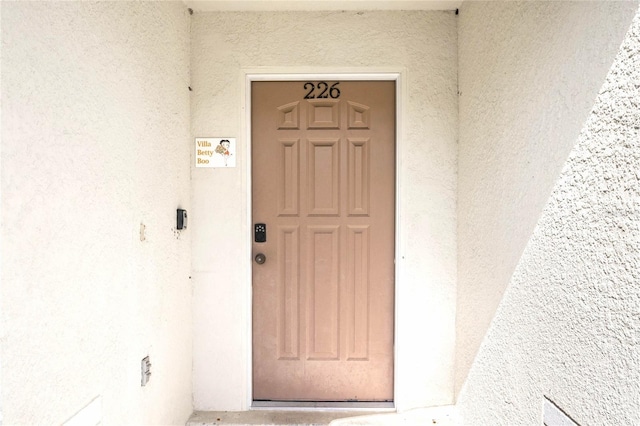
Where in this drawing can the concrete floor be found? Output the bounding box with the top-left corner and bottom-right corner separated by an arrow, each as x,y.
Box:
186,406 -> 457,426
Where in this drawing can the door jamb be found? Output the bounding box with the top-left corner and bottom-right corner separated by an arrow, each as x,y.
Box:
242,69 -> 405,410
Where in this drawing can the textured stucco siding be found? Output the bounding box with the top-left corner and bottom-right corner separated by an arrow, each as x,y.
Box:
457,6 -> 640,425
1,2 -> 192,424
456,1 -> 639,396
190,11 -> 458,410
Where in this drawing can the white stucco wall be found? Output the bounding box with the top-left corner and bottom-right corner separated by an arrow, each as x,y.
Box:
456,1 -> 639,396
457,6 -> 640,425
190,11 -> 458,411
1,2 -> 192,424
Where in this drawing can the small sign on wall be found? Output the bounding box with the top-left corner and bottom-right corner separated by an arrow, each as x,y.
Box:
195,137 -> 236,168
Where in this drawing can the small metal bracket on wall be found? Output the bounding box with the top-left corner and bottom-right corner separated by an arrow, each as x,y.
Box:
141,356 -> 152,386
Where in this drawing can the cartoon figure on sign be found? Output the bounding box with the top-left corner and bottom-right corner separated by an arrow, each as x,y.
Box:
215,139 -> 232,166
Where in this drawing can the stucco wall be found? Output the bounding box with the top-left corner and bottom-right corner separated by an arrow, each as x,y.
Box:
1,2 -> 192,424
190,11 -> 458,410
457,6 -> 640,425
456,1 -> 639,396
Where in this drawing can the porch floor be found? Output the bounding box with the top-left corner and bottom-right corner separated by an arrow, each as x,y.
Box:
186,406 -> 457,426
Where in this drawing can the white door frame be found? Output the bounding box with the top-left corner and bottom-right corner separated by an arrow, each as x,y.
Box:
242,68 -> 406,410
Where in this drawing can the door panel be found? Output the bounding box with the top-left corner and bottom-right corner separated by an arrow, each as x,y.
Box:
252,81 -> 395,402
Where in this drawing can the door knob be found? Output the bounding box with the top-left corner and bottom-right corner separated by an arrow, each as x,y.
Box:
255,253 -> 266,264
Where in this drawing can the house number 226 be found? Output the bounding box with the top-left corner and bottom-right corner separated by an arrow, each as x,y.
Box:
303,82 -> 341,99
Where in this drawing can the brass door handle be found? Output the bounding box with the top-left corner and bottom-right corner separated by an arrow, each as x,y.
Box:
255,253 -> 266,264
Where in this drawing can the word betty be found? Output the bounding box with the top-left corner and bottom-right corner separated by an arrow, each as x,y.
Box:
303,82 -> 341,99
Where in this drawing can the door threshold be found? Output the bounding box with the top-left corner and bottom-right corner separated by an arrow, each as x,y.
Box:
251,401 -> 395,411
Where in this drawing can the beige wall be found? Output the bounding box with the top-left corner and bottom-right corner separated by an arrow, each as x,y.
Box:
1,2 -> 192,424
457,3 -> 640,424
190,10 -> 458,411
456,1 -> 638,396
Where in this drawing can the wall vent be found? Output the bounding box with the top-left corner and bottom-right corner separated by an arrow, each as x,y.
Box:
543,397 -> 580,426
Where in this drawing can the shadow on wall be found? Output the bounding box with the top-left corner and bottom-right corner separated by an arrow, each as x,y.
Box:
455,1 -> 640,398
457,6 -> 640,426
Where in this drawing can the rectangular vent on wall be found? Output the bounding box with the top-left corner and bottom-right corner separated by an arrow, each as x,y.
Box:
543,396 -> 580,426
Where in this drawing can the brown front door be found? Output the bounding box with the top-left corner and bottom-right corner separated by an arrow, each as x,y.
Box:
251,80 -> 395,402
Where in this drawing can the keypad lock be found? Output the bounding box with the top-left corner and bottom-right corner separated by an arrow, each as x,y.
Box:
254,223 -> 266,243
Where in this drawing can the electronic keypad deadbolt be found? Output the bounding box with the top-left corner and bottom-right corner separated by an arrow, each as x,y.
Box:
254,223 -> 266,243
